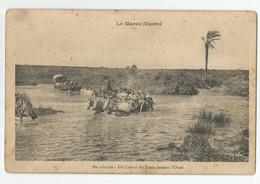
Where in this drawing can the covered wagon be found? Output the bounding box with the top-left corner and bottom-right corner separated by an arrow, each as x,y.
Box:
53,74 -> 81,92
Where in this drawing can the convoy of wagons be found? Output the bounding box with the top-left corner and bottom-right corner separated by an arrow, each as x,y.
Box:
15,74 -> 154,121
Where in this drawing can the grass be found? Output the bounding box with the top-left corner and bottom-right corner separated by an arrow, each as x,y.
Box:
187,119 -> 215,134
213,111 -> 231,127
187,109 -> 231,134
166,128 -> 249,162
187,110 -> 214,134
162,111 -> 247,162
181,133 -> 214,161
157,133 -> 214,161
230,128 -> 249,158
238,128 -> 249,157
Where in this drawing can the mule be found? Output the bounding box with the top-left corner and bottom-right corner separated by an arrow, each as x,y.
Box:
15,93 -> 37,123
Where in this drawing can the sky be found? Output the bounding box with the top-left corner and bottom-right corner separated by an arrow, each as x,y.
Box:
6,9 -> 256,69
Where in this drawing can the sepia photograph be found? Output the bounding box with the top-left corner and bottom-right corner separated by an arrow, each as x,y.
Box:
5,9 -> 256,174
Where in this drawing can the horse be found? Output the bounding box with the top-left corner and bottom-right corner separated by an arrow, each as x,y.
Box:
87,90 -> 106,113
15,93 -> 37,123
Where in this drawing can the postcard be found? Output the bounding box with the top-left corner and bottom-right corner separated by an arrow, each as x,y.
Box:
5,9 -> 256,174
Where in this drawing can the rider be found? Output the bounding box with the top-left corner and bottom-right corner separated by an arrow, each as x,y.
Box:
100,81 -> 113,98
104,88 -> 118,114
137,90 -> 147,101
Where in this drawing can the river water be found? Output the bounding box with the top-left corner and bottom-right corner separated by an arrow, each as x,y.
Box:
15,84 -> 249,161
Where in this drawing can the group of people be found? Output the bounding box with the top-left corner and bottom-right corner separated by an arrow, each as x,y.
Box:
53,74 -> 81,92
87,81 -> 152,114
57,80 -> 81,92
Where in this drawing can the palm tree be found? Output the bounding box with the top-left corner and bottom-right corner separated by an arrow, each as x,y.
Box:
202,31 -> 221,82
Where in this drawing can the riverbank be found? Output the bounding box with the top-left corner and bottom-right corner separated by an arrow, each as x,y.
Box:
16,65 -> 249,96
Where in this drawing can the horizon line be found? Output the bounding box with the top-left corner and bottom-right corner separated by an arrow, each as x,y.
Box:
15,64 -> 249,71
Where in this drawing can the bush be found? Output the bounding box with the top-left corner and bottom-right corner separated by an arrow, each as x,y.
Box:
206,78 -> 222,88
188,109 -> 231,134
187,110 -> 214,134
164,127 -> 248,162
196,109 -> 213,122
181,134 -> 214,161
232,128 -> 249,158
223,75 -> 249,96
174,82 -> 199,95
173,74 -> 199,95
213,112 -> 231,127
187,118 -> 215,134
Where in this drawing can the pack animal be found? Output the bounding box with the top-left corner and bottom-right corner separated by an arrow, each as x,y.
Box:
15,93 -> 37,123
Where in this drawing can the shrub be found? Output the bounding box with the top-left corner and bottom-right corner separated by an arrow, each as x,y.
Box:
174,82 -> 199,95
174,74 -> 199,95
167,127 -> 247,162
206,78 -> 222,88
197,109 -> 213,122
232,128 -> 249,158
223,74 -> 249,96
187,110 -> 214,134
213,112 -> 231,127
187,118 -> 215,134
181,134 -> 214,161
188,109 -> 231,134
